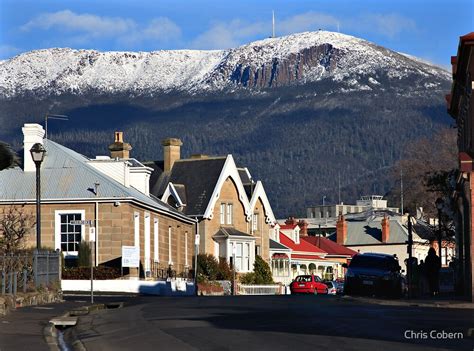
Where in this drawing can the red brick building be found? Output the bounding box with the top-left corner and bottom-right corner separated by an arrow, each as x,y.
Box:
447,32 -> 474,301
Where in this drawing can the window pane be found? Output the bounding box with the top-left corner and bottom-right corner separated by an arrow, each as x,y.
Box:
236,243 -> 243,257
227,204 -> 233,224
61,243 -> 67,251
68,243 -> 75,251
220,204 -> 225,225
61,234 -> 67,243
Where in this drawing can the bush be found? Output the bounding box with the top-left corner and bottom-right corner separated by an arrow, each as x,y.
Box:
253,255 -> 274,284
238,256 -> 274,285
196,254 -> 219,281
239,272 -> 256,284
216,258 -> 233,280
62,266 -> 121,280
77,241 -> 91,267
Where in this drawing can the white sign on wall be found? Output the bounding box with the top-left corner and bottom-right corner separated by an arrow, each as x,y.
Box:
89,227 -> 96,242
122,246 -> 140,268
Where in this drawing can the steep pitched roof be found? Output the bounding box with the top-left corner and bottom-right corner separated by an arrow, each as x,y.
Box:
302,236 -> 356,257
0,140 -> 193,223
269,238 -> 291,251
163,157 -> 227,216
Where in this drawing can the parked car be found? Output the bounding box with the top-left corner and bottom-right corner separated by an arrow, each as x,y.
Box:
290,275 -> 328,295
343,253 -> 403,298
324,281 -> 337,295
334,280 -> 344,294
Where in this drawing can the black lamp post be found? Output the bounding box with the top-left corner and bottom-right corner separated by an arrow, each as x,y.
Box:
435,197 -> 444,260
30,143 -> 46,250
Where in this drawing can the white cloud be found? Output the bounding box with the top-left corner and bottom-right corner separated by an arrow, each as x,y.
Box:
356,13 -> 417,39
21,10 -> 135,38
20,10 -> 181,47
191,11 -> 417,50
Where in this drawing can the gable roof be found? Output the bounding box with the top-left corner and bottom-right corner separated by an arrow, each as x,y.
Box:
248,181 -> 276,225
279,231 -> 326,257
0,140 -> 193,223
302,236 -> 356,257
159,156 -> 227,216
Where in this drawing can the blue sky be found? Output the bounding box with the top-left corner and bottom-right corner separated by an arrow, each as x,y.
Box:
0,0 -> 472,68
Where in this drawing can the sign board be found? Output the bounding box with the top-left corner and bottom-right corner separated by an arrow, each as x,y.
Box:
89,227 -> 96,242
70,219 -> 93,226
195,234 -> 200,245
122,246 -> 140,268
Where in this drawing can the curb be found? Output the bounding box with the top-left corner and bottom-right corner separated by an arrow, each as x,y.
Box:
341,295 -> 474,309
44,304 -> 106,351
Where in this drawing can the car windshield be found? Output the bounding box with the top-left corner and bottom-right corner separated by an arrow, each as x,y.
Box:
295,275 -> 312,282
350,255 -> 397,270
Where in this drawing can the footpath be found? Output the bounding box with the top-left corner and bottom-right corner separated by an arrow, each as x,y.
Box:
343,295 -> 474,309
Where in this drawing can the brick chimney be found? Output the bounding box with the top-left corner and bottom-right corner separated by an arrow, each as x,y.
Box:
285,216 -> 297,226
381,215 -> 390,243
336,214 -> 347,245
108,132 -> 132,159
298,219 -> 308,236
162,138 -> 182,172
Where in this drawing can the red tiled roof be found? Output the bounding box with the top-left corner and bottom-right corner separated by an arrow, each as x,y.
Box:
279,231 -> 326,256
460,32 -> 474,42
302,236 -> 357,257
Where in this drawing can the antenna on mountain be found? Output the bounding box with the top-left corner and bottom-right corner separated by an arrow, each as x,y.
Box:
45,113 -> 69,139
272,10 -> 275,38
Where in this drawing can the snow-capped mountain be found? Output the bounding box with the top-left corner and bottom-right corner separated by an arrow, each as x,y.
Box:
0,31 -> 449,98
0,31 -> 452,217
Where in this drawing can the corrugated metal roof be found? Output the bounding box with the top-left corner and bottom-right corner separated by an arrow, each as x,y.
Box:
328,219 -> 410,245
0,140 -> 192,222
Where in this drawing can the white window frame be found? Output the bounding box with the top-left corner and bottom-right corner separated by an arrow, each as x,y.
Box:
55,209 -> 86,257
252,213 -> 259,231
144,212 -> 150,274
154,218 -> 159,262
168,226 -> 173,265
227,203 -> 233,225
220,203 -> 226,225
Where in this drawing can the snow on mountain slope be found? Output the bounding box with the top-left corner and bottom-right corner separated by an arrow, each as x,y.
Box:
0,31 -> 449,98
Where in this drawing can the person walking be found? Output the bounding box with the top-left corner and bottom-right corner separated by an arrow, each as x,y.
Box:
424,248 -> 441,297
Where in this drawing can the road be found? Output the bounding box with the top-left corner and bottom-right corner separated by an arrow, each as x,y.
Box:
69,295 -> 473,351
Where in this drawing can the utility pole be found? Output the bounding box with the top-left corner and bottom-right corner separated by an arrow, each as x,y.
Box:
400,167 -> 404,214
194,218 -> 200,296
272,10 -> 275,38
407,215 -> 413,299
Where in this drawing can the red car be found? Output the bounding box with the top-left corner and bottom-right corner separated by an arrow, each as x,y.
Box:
290,275 -> 328,295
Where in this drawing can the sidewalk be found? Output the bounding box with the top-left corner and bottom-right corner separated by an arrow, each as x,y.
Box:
343,295 -> 474,309
0,300 -> 87,351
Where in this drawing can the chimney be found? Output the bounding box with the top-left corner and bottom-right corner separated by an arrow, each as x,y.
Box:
285,216 -> 297,225
22,123 -> 45,172
162,138 -> 182,172
336,214 -> 347,245
108,132 -> 132,159
298,219 -> 308,236
381,215 -> 390,243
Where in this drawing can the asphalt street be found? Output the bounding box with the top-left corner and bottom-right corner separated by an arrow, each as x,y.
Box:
68,295 -> 473,351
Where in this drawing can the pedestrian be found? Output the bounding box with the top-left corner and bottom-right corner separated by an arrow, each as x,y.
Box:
418,259 -> 428,296
424,248 -> 441,297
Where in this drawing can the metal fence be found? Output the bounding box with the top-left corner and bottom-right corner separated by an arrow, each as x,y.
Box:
237,284 -> 283,295
148,260 -> 193,280
0,250 -> 60,295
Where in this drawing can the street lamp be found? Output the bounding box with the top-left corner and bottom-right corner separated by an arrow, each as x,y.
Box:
30,143 -> 46,250
435,198 -> 444,260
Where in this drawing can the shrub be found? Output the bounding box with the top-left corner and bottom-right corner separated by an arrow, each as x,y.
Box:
62,266 -> 121,280
216,258 -> 233,280
239,272 -> 256,284
253,255 -> 274,284
77,241 -> 91,267
196,254 -> 219,281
